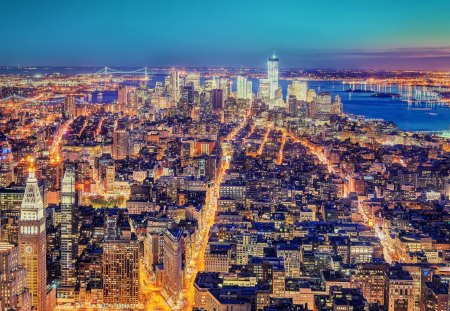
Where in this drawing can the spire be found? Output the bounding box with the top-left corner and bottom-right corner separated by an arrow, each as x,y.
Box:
21,156 -> 44,218
26,156 -> 37,181
238,65 -> 244,76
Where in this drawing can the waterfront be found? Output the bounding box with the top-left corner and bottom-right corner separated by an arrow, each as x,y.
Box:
1,67 -> 449,132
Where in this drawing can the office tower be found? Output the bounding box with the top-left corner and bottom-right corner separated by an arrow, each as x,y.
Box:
246,80 -> 253,100
162,228 -> 183,304
287,80 -> 308,101
180,85 -> 194,117
113,128 -> 129,160
258,78 -> 271,101
185,73 -> 200,92
105,164 -> 115,193
18,160 -> 47,311
199,92 -> 212,121
60,166 -> 77,288
117,85 -> 130,113
204,77 -> 218,92
236,75 -> 248,99
267,54 -> 279,100
211,89 -> 224,110
0,186 -> 25,243
332,95 -> 343,115
102,236 -> 140,308
0,140 -> 14,187
0,242 -> 32,311
168,70 -> 182,102
63,96 -> 76,119
104,212 -> 119,240
219,77 -> 231,99
306,89 -> 317,103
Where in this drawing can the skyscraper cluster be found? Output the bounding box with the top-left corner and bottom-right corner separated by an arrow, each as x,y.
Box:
0,55 -> 448,311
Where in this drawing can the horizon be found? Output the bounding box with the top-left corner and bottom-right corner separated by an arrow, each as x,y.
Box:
2,64 -> 449,73
2,0 -> 450,70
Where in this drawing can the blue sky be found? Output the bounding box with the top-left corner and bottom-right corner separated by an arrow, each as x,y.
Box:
2,0 -> 450,69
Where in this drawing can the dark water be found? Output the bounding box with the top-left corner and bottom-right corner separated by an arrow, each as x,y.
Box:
1,68 -> 449,132
254,79 -> 450,132
299,80 -> 450,132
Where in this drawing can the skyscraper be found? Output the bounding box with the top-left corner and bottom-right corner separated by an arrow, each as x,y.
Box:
267,54 -> 279,100
168,70 -> 182,102
117,86 -> 130,114
236,75 -> 249,100
59,166 -> 77,289
219,77 -> 231,99
0,242 -> 32,311
0,140 -> 14,187
63,96 -> 76,119
211,89 -> 224,110
18,159 -> 47,311
103,236 -> 140,308
162,228 -> 183,305
258,78 -> 271,101
185,73 -> 200,92
113,128 -> 129,160
287,80 -> 308,101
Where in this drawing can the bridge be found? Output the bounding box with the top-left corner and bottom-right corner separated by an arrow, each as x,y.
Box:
94,66 -> 160,76
0,94 -> 65,107
0,94 -> 93,108
415,130 -> 450,138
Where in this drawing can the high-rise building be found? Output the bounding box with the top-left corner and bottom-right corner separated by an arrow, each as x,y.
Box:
63,96 -> 76,119
237,75 -> 252,100
59,166 -> 77,289
117,85 -> 129,113
287,80 -> 308,101
258,78 -> 271,101
0,140 -> 14,187
180,85 -> 195,117
18,160 -> 47,311
246,80 -> 253,100
0,186 -> 25,244
267,54 -> 279,100
185,73 -> 200,92
219,77 -> 231,99
113,128 -> 129,160
211,89 -> 224,110
199,92 -> 213,121
162,228 -> 183,304
102,236 -> 140,308
105,165 -> 115,193
204,77 -> 218,93
167,70 -> 182,102
0,242 -> 32,311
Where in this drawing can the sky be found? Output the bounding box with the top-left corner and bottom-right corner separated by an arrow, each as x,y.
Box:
1,0 -> 450,70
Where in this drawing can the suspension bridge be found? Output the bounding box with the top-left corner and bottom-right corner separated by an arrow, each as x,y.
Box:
94,66 -> 161,76
0,94 -> 66,107
0,94 -> 92,108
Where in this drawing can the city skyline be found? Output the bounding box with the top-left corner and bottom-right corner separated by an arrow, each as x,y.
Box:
1,2 -> 450,310
2,0 -> 450,70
